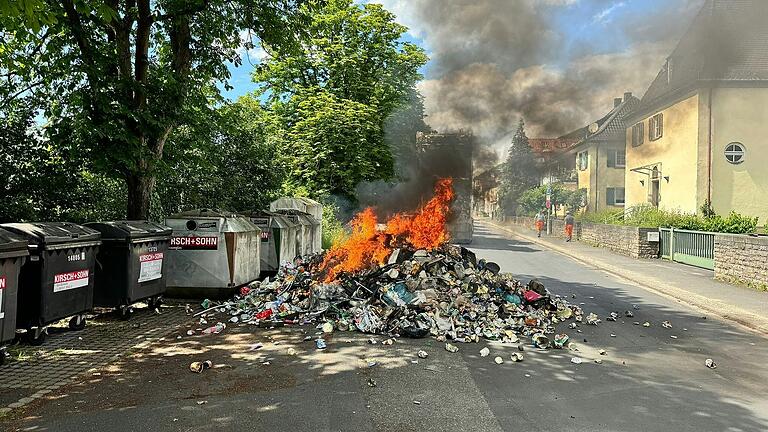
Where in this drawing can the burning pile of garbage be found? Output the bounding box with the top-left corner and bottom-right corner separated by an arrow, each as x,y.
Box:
197,179 -> 583,348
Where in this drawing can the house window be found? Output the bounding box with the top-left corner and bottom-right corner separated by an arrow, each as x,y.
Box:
607,150 -> 626,168
725,142 -> 745,164
606,187 -> 626,206
649,113 -> 663,141
577,151 -> 588,171
631,123 -> 644,147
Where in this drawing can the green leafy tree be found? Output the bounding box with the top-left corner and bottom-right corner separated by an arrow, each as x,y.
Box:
156,95 -> 284,218
0,99 -> 125,222
255,0 -> 428,198
499,119 -> 540,215
1,0 -> 312,219
277,88 -> 386,198
517,183 -> 584,216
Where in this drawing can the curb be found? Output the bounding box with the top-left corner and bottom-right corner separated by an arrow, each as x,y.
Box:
483,220 -> 768,336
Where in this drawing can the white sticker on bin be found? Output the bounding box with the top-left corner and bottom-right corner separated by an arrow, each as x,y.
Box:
53,270 -> 90,292
138,252 -> 163,283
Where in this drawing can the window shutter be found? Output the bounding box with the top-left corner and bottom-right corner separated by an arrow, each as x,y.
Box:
607,150 -> 616,168
658,113 -> 663,138
606,188 -> 615,206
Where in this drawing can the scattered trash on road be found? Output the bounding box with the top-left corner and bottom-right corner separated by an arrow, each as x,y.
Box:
705,358 -> 717,369
480,347 -> 490,357
570,357 -> 583,365
316,339 -> 327,350
189,360 -> 212,373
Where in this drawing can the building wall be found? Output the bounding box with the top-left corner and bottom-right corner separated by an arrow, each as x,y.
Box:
575,141 -> 626,212
710,87 -> 768,224
575,147 -> 594,211
594,141 -> 626,211
625,93 -> 701,213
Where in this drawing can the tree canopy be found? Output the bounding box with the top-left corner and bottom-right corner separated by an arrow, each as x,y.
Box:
498,119 -> 540,214
255,0 -> 428,199
1,0 -> 313,219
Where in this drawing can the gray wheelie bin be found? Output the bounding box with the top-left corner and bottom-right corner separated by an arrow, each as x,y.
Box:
85,221 -> 172,319
164,210 -> 261,298
0,228 -> 29,363
0,222 -> 100,345
244,210 -> 300,273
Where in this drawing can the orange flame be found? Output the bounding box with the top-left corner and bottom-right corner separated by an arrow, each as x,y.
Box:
319,178 -> 455,282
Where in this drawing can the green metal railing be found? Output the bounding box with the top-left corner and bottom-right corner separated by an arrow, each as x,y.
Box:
659,228 -> 715,270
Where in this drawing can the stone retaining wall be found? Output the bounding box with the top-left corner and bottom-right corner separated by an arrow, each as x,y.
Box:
503,217 -> 658,259
714,234 -> 768,289
579,223 -> 660,259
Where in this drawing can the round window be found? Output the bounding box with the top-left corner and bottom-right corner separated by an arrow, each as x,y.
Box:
725,142 -> 745,164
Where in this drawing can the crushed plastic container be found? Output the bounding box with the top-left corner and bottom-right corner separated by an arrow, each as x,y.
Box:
164,210 -> 261,298
270,197 -> 323,252
243,210 -> 299,274
85,221 -> 172,319
0,228 -> 28,363
0,222 -> 101,345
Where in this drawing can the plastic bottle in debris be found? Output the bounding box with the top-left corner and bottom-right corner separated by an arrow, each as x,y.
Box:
202,323 -> 226,335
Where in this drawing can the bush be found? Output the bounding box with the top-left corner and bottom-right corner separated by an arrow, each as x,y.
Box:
321,202 -> 347,249
578,208 -> 624,225
580,205 -> 758,234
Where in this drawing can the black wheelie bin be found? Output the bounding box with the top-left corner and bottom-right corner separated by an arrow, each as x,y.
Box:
0,222 -> 101,345
0,228 -> 29,364
85,221 -> 172,319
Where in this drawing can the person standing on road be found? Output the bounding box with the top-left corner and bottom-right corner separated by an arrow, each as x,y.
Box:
535,210 -> 546,238
564,211 -> 575,242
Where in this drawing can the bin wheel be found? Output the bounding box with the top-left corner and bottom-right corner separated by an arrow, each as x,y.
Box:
0,348 -> 6,366
147,296 -> 163,309
118,306 -> 133,321
69,315 -> 86,331
28,329 -> 47,346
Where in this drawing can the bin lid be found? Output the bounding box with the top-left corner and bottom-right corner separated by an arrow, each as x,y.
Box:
244,210 -> 299,230
275,209 -> 319,227
84,221 -> 172,241
0,222 -> 101,248
0,227 -> 29,256
168,209 -> 240,219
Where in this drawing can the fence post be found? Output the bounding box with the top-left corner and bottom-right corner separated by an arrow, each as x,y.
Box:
670,227 -> 675,263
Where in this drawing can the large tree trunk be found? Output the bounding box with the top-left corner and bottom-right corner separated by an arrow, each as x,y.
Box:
126,170 -> 156,220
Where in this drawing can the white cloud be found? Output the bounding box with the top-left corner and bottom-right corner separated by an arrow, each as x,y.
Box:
593,1 -> 626,24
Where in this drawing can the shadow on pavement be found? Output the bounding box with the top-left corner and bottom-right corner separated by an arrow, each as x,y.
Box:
466,271 -> 768,432
470,224 -> 540,253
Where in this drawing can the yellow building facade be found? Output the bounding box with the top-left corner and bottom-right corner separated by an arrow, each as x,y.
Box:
624,0 -> 768,224
560,93 -> 638,212
625,88 -> 768,225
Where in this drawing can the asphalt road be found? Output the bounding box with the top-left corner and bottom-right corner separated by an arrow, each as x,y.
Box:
3,221 -> 768,432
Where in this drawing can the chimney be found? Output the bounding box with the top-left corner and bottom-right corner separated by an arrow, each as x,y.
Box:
624,92 -> 633,101
614,97 -> 623,108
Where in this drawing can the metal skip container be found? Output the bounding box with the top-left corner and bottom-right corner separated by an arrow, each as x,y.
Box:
84,221 -> 172,318
0,228 -> 28,363
164,210 -> 261,298
270,197 -> 323,253
244,210 -> 299,274
0,222 -> 101,344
